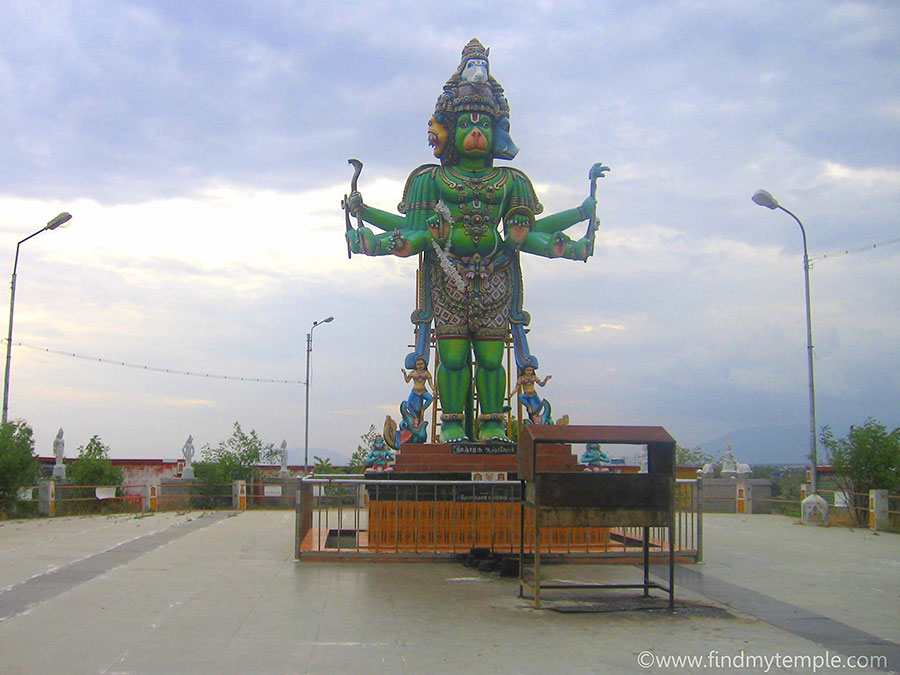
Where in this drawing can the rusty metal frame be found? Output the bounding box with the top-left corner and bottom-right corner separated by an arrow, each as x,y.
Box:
517,425 -> 677,609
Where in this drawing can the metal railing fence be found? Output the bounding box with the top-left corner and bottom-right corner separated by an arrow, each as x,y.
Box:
296,475 -> 703,562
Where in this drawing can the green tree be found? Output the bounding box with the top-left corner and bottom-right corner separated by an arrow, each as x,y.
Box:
675,444 -> 713,468
68,435 -> 124,487
200,422 -> 278,482
191,461 -> 232,509
313,455 -> 336,473
822,418 -> 900,525
349,425 -> 379,472
770,467 -> 806,516
67,435 -> 125,512
0,420 -> 39,515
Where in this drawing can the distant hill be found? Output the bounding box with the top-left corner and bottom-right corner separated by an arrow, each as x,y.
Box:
285,446 -> 352,469
695,425 -> 809,466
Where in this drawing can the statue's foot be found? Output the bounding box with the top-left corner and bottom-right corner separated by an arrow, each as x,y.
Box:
440,421 -> 468,443
477,420 -> 512,443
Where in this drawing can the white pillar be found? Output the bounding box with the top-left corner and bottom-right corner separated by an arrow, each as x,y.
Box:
142,484 -> 159,513
38,480 -> 56,517
869,489 -> 888,531
232,480 -> 247,510
736,482 -> 752,514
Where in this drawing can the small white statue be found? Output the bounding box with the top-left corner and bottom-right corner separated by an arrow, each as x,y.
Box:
52,428 -> 67,479
278,440 -> 290,477
721,443 -> 738,476
182,435 -> 195,466
53,428 -> 65,464
181,435 -> 195,480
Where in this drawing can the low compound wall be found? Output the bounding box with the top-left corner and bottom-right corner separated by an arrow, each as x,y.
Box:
701,478 -> 772,514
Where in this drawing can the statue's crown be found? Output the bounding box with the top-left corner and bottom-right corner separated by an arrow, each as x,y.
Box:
434,38 -> 508,120
458,38 -> 489,68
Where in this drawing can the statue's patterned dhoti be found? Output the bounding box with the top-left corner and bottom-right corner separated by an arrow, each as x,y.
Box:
429,252 -> 512,340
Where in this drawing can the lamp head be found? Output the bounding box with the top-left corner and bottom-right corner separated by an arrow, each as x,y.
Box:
752,190 -> 779,210
46,212 -> 72,230
322,316 -> 334,323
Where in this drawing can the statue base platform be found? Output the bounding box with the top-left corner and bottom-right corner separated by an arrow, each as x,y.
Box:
359,442 -> 607,554
389,441 -> 579,475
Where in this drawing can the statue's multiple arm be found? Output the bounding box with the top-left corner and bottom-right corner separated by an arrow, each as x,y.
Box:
347,165 -> 602,261
346,172 -> 437,257
504,171 -> 597,261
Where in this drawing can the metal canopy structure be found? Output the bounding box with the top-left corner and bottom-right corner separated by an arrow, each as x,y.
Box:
517,424 -> 677,609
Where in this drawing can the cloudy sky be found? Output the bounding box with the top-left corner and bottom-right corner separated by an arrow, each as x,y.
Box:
1,1 -> 898,465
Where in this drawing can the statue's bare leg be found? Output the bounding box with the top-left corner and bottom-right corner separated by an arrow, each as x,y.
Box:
437,337 -> 470,442
473,339 -> 511,442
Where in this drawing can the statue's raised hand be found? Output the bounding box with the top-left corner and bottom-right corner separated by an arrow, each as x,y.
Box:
585,163 -> 608,214
347,191 -> 364,216
589,163 -> 610,182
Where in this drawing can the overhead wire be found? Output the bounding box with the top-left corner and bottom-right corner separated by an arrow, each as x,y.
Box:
6,235 -> 897,381
809,236 -> 900,265
6,340 -> 305,384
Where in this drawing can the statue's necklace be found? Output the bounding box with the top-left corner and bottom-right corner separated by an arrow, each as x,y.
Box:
441,167 -> 506,201
457,200 -> 490,244
439,168 -> 508,244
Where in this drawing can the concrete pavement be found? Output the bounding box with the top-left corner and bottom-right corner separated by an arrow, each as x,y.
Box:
0,510 -> 896,674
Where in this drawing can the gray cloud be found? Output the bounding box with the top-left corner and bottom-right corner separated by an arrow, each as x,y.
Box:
1,1 -> 897,461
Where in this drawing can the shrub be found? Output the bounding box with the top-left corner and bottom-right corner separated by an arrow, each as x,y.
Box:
191,461 -> 233,509
201,422 -> 277,482
0,420 -> 38,516
65,435 -> 125,514
822,418 -> 900,525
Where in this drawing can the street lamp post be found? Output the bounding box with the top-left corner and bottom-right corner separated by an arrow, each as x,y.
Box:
752,190 -> 827,525
304,316 -> 333,474
2,212 -> 72,425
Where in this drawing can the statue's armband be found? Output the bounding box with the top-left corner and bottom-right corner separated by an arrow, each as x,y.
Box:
502,205 -> 535,250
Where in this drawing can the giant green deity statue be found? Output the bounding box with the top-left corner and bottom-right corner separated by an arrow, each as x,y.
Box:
345,38 -> 607,444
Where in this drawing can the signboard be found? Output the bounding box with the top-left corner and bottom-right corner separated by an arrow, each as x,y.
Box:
452,443 -> 516,455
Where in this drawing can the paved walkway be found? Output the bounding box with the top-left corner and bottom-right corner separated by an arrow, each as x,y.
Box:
0,511 -> 896,674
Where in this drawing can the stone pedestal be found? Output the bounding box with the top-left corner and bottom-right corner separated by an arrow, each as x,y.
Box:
801,493 -> 829,526
181,465 -> 195,480
390,441 -> 578,475
52,464 -> 67,480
